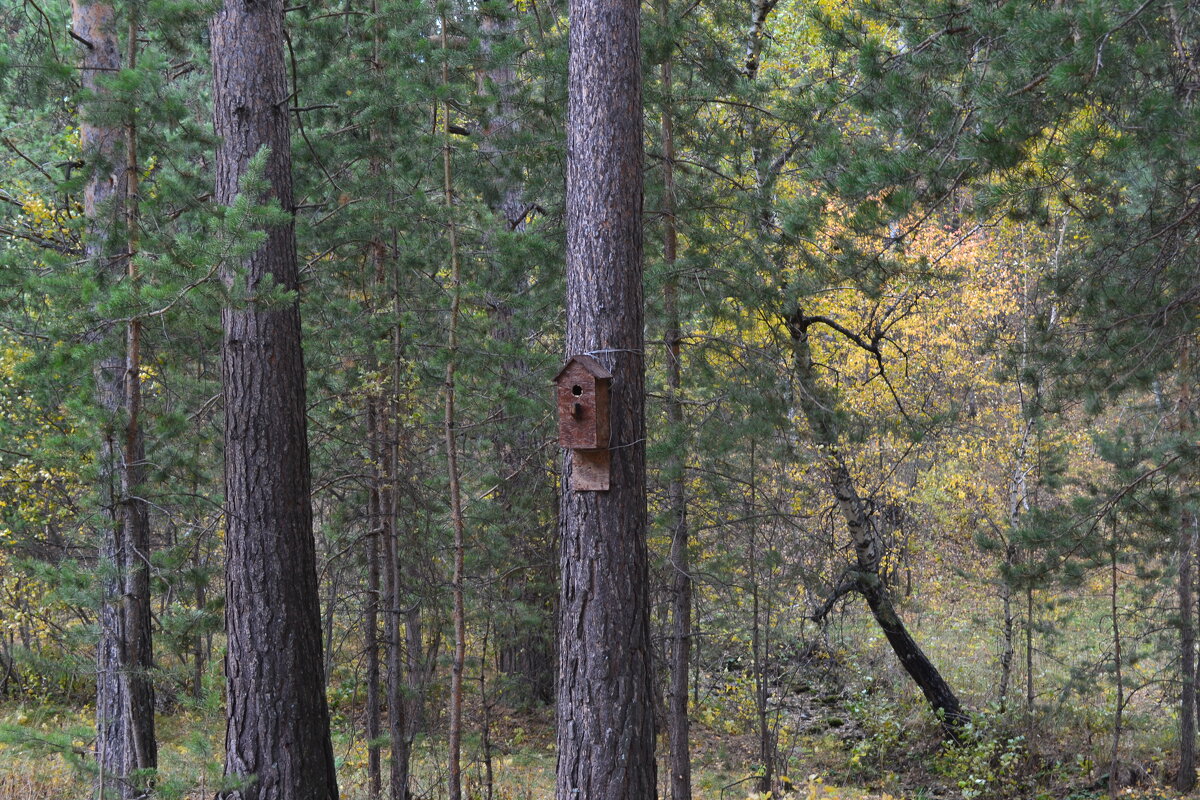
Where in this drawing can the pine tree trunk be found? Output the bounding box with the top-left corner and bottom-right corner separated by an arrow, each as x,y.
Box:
119,6 -> 157,787
1177,508 -> 1196,792
1178,340 -> 1196,792
383,314 -> 412,800
479,624 -> 496,800
365,15 -> 387,795
440,26 -> 467,797
210,0 -> 339,795
382,472 -> 410,800
72,0 -> 156,793
749,503 -> 773,795
660,16 -> 692,794
366,399 -> 383,800
74,8 -> 126,792
404,605 -> 434,738
556,0 -> 657,793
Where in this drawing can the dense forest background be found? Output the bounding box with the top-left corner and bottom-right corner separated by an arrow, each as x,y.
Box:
0,0 -> 1198,797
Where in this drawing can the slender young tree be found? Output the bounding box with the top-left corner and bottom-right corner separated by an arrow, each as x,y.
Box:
1177,340 -> 1197,793
556,0 -> 656,793
478,0 -> 558,708
71,0 -> 157,793
658,1 -> 691,793
440,13 -> 467,799
210,0 -> 339,795
1177,505 -> 1195,792
118,6 -> 156,790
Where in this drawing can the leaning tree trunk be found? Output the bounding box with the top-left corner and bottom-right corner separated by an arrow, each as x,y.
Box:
210,0 -> 339,796
71,0 -> 157,794
555,0 -> 657,793
790,311 -> 966,735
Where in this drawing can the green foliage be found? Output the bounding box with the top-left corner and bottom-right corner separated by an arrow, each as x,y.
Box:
846,688 -> 909,776
933,714 -> 1026,800
1,0 -> 1199,795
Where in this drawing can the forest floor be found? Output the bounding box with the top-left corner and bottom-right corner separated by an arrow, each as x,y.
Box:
0,585 -> 1188,800
0,694 -> 1187,800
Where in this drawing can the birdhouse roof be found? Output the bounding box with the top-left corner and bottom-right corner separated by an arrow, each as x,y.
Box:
553,354 -> 612,383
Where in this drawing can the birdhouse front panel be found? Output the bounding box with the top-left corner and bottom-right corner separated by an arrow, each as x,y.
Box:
554,355 -> 611,450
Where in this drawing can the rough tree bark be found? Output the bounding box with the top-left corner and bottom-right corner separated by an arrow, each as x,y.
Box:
71,0 -> 157,794
791,311 -> 966,735
555,0 -> 657,793
210,0 -> 339,795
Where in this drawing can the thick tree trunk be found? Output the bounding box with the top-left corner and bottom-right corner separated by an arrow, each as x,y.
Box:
72,1 -> 156,794
556,0 -> 657,794
789,311 -> 966,735
210,0 -> 338,796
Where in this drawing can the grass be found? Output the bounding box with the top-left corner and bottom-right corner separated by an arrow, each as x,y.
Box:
0,562 -> 1189,799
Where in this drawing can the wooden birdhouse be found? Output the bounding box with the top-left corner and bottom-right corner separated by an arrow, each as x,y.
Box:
554,355 -> 611,450
553,355 -> 612,491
